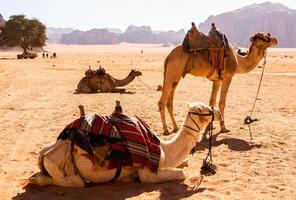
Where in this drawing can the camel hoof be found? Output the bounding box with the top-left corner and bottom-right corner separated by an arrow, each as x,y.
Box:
218,128 -> 230,133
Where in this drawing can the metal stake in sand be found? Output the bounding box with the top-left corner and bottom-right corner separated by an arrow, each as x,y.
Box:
244,49 -> 267,141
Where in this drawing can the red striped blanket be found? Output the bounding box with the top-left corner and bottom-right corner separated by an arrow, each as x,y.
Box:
60,112 -> 161,172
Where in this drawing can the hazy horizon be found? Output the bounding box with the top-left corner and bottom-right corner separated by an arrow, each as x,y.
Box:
1,0 -> 296,31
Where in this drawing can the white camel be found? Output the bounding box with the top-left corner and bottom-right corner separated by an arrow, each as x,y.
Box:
29,102 -> 222,187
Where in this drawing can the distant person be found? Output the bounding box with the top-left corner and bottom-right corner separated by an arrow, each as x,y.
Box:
42,53 -> 45,58
50,55 -> 53,59
46,53 -> 48,58
53,52 -> 56,58
141,50 -> 143,54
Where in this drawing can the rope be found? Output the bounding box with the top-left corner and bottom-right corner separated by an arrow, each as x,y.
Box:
244,49 -> 268,141
200,121 -> 216,176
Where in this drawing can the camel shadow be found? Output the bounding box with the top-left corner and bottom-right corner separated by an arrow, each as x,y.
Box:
0,57 -> 17,60
13,181 -> 205,200
74,89 -> 135,95
195,131 -> 262,152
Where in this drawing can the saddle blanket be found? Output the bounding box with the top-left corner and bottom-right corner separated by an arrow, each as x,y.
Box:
59,112 -> 161,172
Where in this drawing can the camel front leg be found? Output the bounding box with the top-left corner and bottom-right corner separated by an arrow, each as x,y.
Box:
138,167 -> 185,183
209,81 -> 221,107
218,77 -> 232,133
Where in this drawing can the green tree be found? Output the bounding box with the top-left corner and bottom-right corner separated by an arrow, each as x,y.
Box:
0,15 -> 46,53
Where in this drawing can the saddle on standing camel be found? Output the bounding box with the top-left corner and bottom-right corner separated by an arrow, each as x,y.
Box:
182,22 -> 229,81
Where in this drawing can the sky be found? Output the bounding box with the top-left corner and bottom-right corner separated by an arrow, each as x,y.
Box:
1,0 -> 296,31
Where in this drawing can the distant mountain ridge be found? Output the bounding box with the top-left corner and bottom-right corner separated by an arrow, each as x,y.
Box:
60,29 -> 119,45
198,2 -> 296,47
47,27 -> 75,43
47,1 -> 296,47
54,25 -> 185,45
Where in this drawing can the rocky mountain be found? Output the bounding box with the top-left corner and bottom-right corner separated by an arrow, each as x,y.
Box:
59,29 -> 119,44
198,2 -> 296,47
58,25 -> 185,45
120,25 -> 184,44
119,25 -> 156,43
46,27 -> 74,43
0,14 -> 5,28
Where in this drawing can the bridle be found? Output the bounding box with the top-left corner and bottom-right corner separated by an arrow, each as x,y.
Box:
184,108 -> 215,135
251,33 -> 271,43
184,107 -> 217,176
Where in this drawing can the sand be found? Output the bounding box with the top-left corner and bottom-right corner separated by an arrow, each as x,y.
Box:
0,43 -> 295,200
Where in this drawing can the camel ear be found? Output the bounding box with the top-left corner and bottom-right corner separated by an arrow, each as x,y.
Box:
250,36 -> 254,42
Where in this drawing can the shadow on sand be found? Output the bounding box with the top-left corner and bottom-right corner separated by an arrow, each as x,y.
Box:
13,181 -> 205,200
74,89 -> 135,95
195,131 -> 262,152
0,57 -> 17,60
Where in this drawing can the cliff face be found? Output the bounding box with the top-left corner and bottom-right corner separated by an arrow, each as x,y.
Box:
0,14 -> 5,28
47,27 -> 74,43
198,2 -> 296,47
57,25 -> 185,45
60,29 -> 119,45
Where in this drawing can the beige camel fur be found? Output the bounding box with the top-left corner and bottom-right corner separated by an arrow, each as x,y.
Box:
29,102 -> 221,187
158,32 -> 278,135
76,69 -> 142,93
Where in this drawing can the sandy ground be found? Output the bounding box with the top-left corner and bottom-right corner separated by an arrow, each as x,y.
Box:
0,44 -> 296,200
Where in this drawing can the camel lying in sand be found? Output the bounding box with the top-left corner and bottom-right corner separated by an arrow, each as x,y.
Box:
76,67 -> 142,93
29,101 -> 221,187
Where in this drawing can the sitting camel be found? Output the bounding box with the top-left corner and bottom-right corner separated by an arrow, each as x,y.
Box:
76,67 -> 142,93
158,32 -> 278,134
29,101 -> 221,187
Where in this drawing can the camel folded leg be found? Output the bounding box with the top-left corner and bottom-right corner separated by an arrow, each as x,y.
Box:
31,140 -> 85,187
29,172 -> 55,186
138,167 -> 186,183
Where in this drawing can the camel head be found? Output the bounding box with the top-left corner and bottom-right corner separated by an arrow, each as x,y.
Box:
130,69 -> 142,77
250,32 -> 278,48
184,102 -> 222,134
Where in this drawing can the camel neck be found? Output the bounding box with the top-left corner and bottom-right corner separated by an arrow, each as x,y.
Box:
236,45 -> 266,74
159,128 -> 197,168
114,72 -> 135,87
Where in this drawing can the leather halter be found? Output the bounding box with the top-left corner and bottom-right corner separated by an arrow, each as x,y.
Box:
251,35 -> 271,43
184,108 -> 215,137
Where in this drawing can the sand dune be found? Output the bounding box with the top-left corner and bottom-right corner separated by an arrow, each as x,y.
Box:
0,44 -> 295,199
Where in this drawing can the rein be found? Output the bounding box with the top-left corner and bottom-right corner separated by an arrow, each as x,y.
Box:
244,49 -> 267,141
184,108 -> 217,176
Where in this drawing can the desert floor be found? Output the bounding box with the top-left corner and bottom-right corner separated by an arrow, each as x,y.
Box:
0,44 -> 295,200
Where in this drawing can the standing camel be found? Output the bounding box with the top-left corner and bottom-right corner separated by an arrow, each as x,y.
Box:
158,32 -> 278,135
